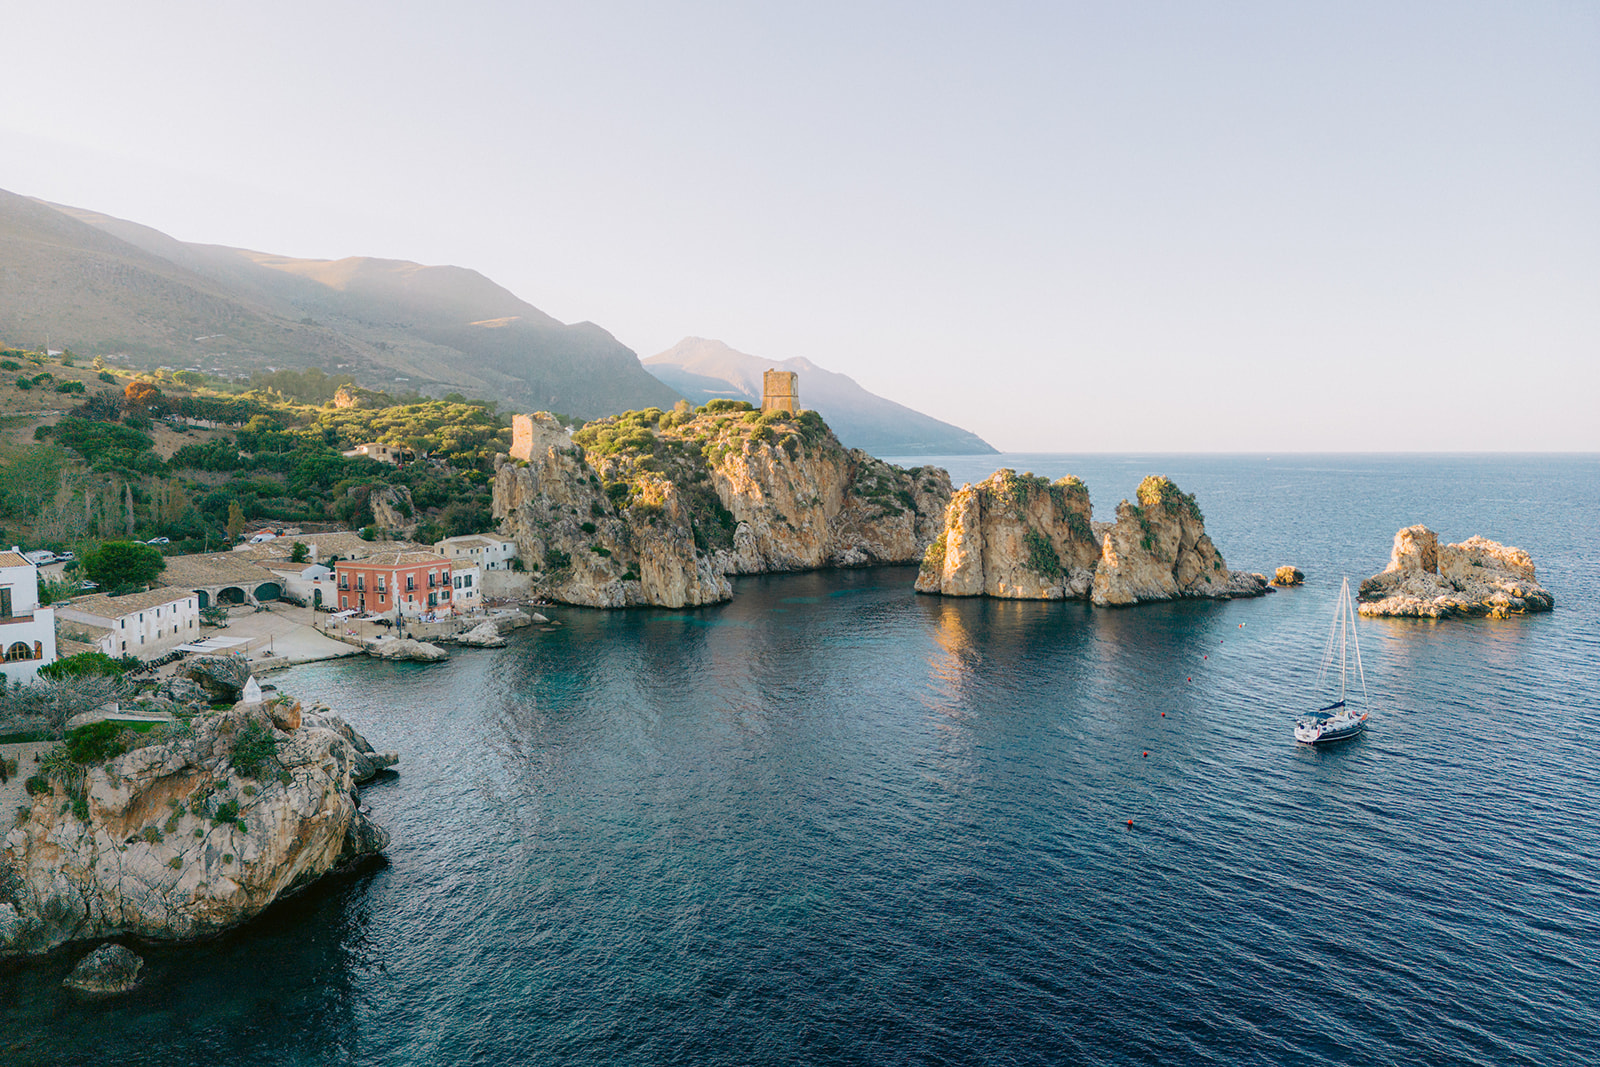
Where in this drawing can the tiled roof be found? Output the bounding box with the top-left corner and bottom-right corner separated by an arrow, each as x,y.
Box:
160,553 -> 281,587
0,551 -> 32,567
60,588 -> 195,620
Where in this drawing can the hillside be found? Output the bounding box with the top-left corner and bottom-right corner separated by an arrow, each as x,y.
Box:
0,188 -> 677,419
644,338 -> 996,455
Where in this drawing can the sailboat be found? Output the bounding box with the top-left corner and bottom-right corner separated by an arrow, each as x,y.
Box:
1294,577 -> 1371,745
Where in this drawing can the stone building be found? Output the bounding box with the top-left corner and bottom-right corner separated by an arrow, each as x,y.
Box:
761,370 -> 799,416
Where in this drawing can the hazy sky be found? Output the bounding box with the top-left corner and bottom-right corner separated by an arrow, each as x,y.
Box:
2,2 -> 1595,451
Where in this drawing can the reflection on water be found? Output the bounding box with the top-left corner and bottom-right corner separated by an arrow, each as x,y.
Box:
2,455 -> 1597,1066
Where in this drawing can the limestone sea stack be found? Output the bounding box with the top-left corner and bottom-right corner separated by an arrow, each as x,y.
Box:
916,472 -> 1271,605
1,704 -> 392,958
493,408 -> 951,609
1357,525 -> 1553,619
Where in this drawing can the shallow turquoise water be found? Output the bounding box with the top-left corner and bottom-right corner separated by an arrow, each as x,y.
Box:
4,454 -> 1597,1065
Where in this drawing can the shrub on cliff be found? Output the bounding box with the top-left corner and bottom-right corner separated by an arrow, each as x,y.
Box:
230,720 -> 280,779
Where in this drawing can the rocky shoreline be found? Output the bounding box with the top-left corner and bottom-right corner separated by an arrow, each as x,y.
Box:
1,660 -> 395,961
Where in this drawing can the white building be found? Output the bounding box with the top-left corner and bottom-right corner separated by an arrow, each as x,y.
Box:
0,549 -> 57,686
451,562 -> 482,612
57,588 -> 201,660
435,534 -> 519,571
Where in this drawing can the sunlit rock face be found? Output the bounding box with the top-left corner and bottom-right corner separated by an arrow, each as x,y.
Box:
1357,525 -> 1553,619
916,472 -> 1270,605
2,707 -> 390,959
914,470 -> 1099,600
493,408 -> 951,608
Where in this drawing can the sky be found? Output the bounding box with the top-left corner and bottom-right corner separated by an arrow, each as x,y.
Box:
1,2 -> 1595,451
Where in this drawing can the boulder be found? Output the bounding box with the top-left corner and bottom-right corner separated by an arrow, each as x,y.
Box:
303,710 -> 398,783
366,638 -> 449,662
1272,566 -> 1305,586
1358,526 -> 1553,618
63,943 -> 144,995
454,622 -> 508,648
182,656 -> 251,703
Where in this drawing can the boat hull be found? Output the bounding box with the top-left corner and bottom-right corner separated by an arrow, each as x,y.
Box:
1294,716 -> 1367,745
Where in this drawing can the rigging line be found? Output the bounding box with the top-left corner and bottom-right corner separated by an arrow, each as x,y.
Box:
1346,576 -> 1370,706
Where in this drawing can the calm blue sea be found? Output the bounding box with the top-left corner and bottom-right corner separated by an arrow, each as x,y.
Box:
4,454 -> 1598,1066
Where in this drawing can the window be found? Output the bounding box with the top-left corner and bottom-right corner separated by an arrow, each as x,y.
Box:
377,576 -> 386,592
407,575 -> 415,591
357,575 -> 365,591
5,641 -> 32,661
464,574 -> 472,588
0,588 -> 11,618
341,596 -> 348,609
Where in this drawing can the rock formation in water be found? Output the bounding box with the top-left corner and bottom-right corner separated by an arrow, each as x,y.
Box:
492,407 -> 951,608
917,473 -> 1271,605
63,943 -> 143,994
912,470 -> 1100,599
1357,525 -> 1553,618
1272,566 -> 1305,586
0,703 -> 391,958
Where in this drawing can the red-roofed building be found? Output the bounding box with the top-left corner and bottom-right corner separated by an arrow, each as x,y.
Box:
333,551 -> 462,619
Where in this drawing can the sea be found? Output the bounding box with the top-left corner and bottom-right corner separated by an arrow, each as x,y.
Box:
3,454 -> 1598,1066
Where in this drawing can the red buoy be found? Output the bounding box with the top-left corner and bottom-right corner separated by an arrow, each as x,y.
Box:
1127,819 -> 1134,827
1142,751 -> 1148,757
1161,712 -> 1166,717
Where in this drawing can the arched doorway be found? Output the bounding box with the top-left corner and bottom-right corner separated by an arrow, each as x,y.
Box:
312,589 -> 322,608
197,590 -> 210,609
218,587 -> 247,604
254,582 -> 282,602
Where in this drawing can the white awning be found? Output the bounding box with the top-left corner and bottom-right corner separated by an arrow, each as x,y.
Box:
175,636 -> 251,653
328,609 -> 359,619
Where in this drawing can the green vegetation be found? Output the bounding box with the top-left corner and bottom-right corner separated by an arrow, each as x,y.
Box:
82,540 -> 166,592
1136,475 -> 1203,523
230,719 -> 280,779
62,720 -> 130,765
1023,528 -> 1063,579
37,651 -> 140,680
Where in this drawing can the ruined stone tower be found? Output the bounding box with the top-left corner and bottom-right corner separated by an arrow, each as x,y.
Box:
761,370 -> 799,416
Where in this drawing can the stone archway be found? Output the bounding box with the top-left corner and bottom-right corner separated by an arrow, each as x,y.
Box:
197,590 -> 210,609
218,586 -> 247,605
312,589 -> 322,608
254,582 -> 282,602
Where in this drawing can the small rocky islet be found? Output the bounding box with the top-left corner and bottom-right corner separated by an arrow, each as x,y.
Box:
1358,524 -> 1553,619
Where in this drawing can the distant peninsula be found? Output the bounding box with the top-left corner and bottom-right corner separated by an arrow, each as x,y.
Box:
644,338 -> 997,456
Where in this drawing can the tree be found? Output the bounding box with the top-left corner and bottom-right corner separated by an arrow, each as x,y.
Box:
123,380 -> 163,414
82,540 -> 166,591
0,675 -> 125,740
226,501 -> 246,542
289,541 -> 309,563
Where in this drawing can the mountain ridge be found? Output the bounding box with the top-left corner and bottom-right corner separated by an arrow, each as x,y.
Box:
0,188 -> 676,418
645,337 -> 996,455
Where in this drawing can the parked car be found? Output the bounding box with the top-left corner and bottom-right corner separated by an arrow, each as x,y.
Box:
146,537 -> 170,545
57,550 -> 75,561
21,550 -> 57,565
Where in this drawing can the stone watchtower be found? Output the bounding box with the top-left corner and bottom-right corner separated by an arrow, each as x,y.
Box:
761,370 -> 799,416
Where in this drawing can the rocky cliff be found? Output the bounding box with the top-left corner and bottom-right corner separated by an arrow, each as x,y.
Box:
916,472 -> 1270,605
1,703 -> 391,958
1357,525 -> 1554,618
492,406 -> 951,608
